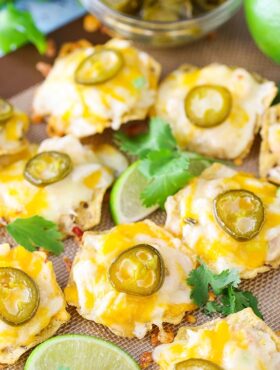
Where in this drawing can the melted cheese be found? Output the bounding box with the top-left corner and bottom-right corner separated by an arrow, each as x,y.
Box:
153,310 -> 280,370
165,164 -> 280,277
268,124 -> 280,156
0,135 -> 114,230
260,104 -> 280,184
155,64 -> 276,159
0,111 -> 29,154
33,39 -> 161,138
65,221 -> 196,339
0,244 -> 69,364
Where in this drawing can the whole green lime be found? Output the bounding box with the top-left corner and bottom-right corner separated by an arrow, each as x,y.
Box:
244,0 -> 280,64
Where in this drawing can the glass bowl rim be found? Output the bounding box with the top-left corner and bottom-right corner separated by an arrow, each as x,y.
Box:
87,0 -> 242,28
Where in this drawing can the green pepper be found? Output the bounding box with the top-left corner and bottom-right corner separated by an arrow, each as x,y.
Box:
214,190 -> 264,241
0,98 -> 13,123
102,0 -> 143,14
75,49 -> 124,85
109,244 -> 165,296
142,2 -> 180,21
24,151 -> 73,187
176,359 -> 223,369
0,267 -> 39,326
184,84 -> 232,128
142,0 -> 190,21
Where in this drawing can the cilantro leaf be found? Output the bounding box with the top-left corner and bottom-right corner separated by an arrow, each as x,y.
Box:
204,301 -> 223,315
184,151 -> 223,175
187,262 -> 262,318
139,150 -> 218,208
241,290 -> 263,319
139,150 -> 192,208
115,117 -> 220,208
220,286 -> 263,319
0,4 -> 46,56
114,117 -> 177,159
209,269 -> 240,294
187,263 -> 210,306
187,261 -> 240,306
7,216 -> 64,255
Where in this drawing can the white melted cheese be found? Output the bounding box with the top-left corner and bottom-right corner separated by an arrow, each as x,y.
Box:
65,221 -> 195,339
0,135 -> 114,228
155,64 -> 276,159
268,124 -> 280,156
0,244 -> 69,362
33,39 -> 161,138
153,310 -> 280,370
0,111 -> 29,153
165,164 -> 280,277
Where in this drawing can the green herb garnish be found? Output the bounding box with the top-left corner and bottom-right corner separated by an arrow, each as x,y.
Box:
7,216 -> 64,255
139,149 -> 194,207
0,4 -> 46,56
115,117 -> 177,159
115,117 -> 217,207
187,261 -> 263,319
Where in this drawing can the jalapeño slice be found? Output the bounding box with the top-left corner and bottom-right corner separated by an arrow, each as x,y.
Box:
24,151 -> 73,187
176,358 -> 223,369
75,49 -> 124,85
0,98 -> 13,123
102,0 -> 142,14
142,5 -> 180,21
0,267 -> 39,326
109,244 -> 165,296
195,0 -> 226,11
184,84 -> 232,128
214,189 -> 264,241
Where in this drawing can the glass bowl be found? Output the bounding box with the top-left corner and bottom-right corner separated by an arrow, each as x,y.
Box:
81,0 -> 242,47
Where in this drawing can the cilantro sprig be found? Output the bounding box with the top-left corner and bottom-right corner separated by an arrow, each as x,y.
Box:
115,117 -> 217,208
7,216 -> 64,255
0,4 -> 46,56
115,117 -> 177,159
187,261 -> 263,319
139,150 -> 194,207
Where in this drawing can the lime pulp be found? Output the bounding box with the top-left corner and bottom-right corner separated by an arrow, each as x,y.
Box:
24,334 -> 140,370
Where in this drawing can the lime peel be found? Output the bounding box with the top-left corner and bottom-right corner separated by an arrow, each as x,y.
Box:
24,334 -> 140,370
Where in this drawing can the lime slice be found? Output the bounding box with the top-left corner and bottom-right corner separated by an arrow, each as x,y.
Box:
110,161 -> 158,224
24,334 -> 140,370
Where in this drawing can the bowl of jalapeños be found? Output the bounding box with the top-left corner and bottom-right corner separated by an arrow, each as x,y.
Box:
81,0 -> 242,46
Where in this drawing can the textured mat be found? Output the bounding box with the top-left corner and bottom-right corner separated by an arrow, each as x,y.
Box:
4,8 -> 280,369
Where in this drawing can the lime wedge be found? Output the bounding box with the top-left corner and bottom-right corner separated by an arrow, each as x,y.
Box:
24,334 -> 140,370
110,161 -> 158,224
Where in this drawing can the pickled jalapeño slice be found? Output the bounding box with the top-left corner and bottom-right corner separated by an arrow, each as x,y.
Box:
103,0 -> 142,14
24,151 -> 73,187
142,5 -> 180,21
0,267 -> 39,326
214,189 -> 264,241
75,49 -> 124,85
195,0 -> 226,11
109,244 -> 165,296
0,98 -> 13,123
176,358 -> 223,369
185,84 -> 232,128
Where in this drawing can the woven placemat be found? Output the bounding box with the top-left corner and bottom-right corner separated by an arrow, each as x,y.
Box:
4,9 -> 280,369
